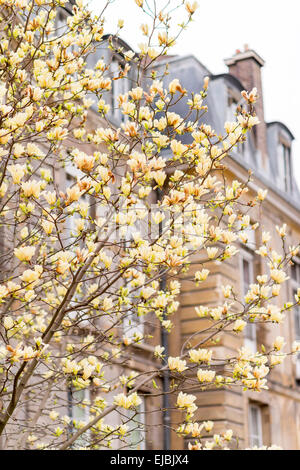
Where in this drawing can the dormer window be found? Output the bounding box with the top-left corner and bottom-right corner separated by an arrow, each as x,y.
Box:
291,258 -> 300,341
227,88 -> 245,157
277,141 -> 292,192
227,90 -> 238,122
110,58 -> 129,122
56,8 -> 68,33
291,257 -> 300,384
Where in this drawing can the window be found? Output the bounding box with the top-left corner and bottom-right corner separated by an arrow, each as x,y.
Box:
121,203 -> 147,342
126,395 -> 146,450
65,173 -> 78,242
277,142 -> 292,192
227,92 -> 238,122
239,224 -> 256,250
122,276 -> 144,343
123,290 -> 144,341
64,165 -> 91,326
293,292 -> 300,341
248,403 -> 263,447
291,260 -> 299,284
68,388 -> 91,448
241,251 -> 256,352
56,9 -> 68,34
291,258 -> 300,382
227,90 -> 245,156
291,260 -> 300,340
110,58 -> 129,122
64,162 -> 89,244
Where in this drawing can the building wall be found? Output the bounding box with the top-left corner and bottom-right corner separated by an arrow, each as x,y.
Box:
171,156 -> 300,449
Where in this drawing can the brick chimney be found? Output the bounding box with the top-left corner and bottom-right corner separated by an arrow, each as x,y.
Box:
225,47 -> 268,169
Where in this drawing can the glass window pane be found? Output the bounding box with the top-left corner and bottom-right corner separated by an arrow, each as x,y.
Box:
227,94 -> 237,122
284,145 -> 292,191
242,256 -> 256,351
70,389 -> 90,448
291,263 -> 297,281
293,290 -> 300,340
249,404 -> 263,447
111,60 -> 129,122
277,143 -> 285,191
245,323 -> 256,341
243,259 -> 250,293
277,143 -> 292,191
72,389 -> 87,421
126,397 -> 146,450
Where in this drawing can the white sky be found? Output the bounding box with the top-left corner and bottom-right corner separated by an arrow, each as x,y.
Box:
89,0 -> 300,188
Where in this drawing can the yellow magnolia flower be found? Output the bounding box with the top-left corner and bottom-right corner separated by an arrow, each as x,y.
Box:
189,349 -> 212,363
8,164 -> 26,184
21,180 -> 42,198
41,220 -> 55,235
176,392 -> 196,409
207,247 -> 218,259
0,182 -> 8,197
21,267 -> 41,284
43,191 -> 56,205
273,336 -> 285,351
14,245 -> 35,262
197,369 -> 216,383
233,319 -> 247,332
102,297 -> 113,312
292,341 -> 300,353
267,305 -> 284,323
74,153 -> 95,172
66,185 -> 82,204
169,79 -> 185,94
270,354 -> 286,366
185,1 -> 199,14
270,269 -> 289,284
49,411 -> 59,421
257,189 -> 268,201
3,316 -> 14,329
0,285 -> 9,301
153,170 -> 166,187
114,392 -> 141,409
170,139 -> 187,156
275,223 -> 287,239
168,357 -> 187,373
223,429 -> 233,441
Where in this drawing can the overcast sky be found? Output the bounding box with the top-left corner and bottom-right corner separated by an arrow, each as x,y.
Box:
89,0 -> 300,188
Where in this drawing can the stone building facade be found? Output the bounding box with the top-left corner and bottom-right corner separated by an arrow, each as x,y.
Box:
77,34 -> 300,449
153,47 -> 300,449
38,3 -> 300,449
1,0 -> 299,450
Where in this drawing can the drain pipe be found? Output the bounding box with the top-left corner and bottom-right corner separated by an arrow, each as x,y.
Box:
156,188 -> 171,450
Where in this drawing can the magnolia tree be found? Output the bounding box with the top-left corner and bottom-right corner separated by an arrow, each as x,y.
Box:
0,0 -> 299,451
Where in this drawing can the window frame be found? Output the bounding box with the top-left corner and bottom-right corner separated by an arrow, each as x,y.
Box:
125,393 -> 146,450
240,248 -> 257,352
291,258 -> 300,341
122,283 -> 145,341
290,257 -> 300,382
64,167 -> 91,327
68,387 -> 91,448
248,403 -> 263,448
226,87 -> 246,157
277,139 -> 292,192
110,56 -> 130,123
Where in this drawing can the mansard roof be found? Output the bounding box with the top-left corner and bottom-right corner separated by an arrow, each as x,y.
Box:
210,73 -> 244,91
267,121 -> 295,141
